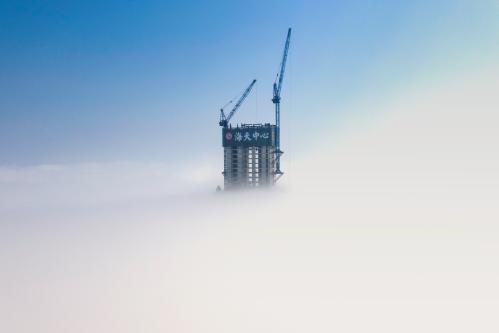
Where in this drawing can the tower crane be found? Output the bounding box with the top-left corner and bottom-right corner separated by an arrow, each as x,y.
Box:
272,28 -> 291,176
219,79 -> 257,128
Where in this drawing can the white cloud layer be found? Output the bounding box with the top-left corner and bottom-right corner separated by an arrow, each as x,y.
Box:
1,67 -> 498,332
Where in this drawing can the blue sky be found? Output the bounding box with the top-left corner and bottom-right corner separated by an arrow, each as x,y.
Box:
2,4 -> 499,329
1,0 -> 498,165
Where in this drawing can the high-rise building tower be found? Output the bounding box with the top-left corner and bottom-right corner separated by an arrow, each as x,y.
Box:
219,28 -> 291,190
222,124 -> 277,189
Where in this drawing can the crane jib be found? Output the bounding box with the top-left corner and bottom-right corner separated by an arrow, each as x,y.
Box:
274,28 -> 292,99
220,79 -> 257,127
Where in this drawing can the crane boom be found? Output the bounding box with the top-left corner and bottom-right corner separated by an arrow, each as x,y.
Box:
273,28 -> 291,100
272,28 -> 291,176
219,79 -> 257,127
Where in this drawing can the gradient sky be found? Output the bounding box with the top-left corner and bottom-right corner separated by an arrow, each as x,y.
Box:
2,3 -> 499,332
1,0 -> 498,165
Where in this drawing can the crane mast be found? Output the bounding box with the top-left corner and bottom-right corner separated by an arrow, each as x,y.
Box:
219,79 -> 257,128
272,28 -> 291,176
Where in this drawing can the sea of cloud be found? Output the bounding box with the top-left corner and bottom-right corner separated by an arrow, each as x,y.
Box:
1,67 -> 498,332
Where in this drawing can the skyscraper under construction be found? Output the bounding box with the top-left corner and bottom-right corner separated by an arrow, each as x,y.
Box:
219,28 -> 291,190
